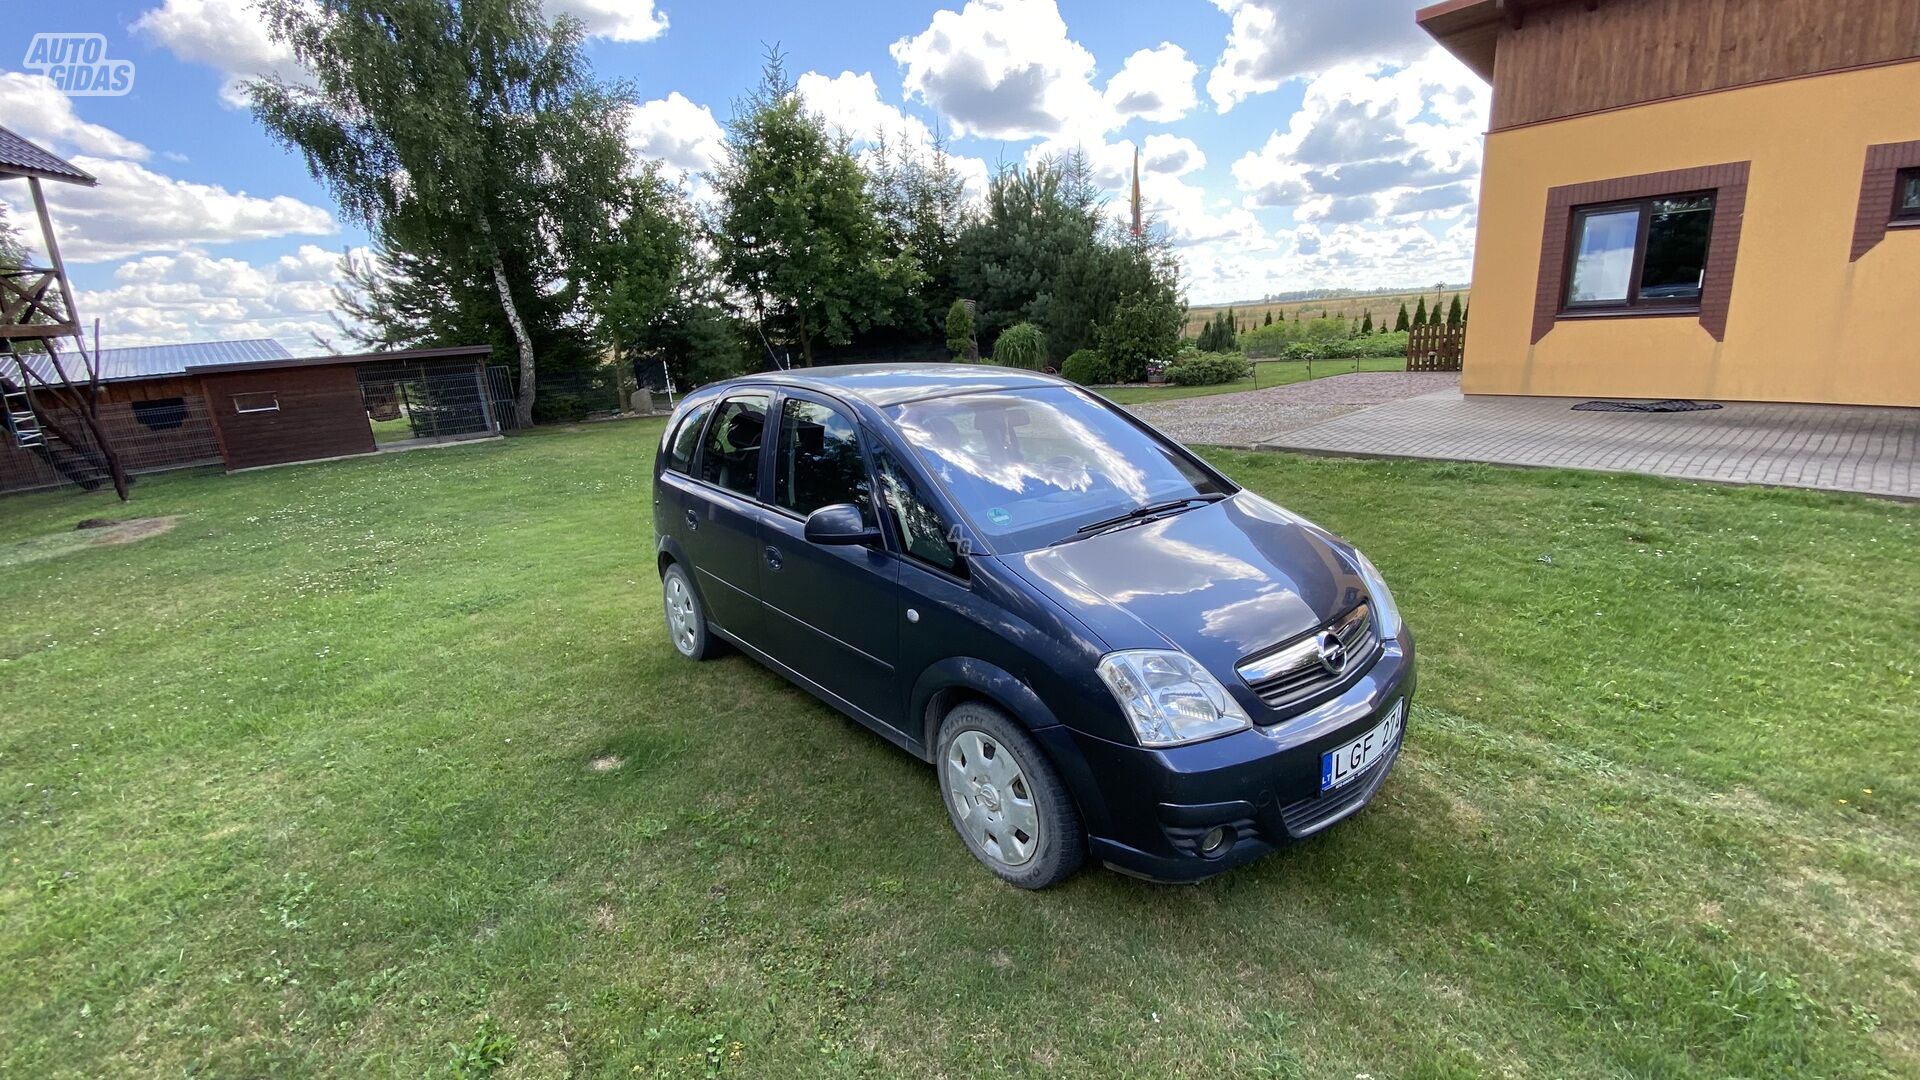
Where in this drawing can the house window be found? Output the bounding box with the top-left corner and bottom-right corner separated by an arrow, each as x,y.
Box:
1565,192 -> 1715,311
1896,168 -> 1920,222
130,397 -> 187,431
233,392 -> 280,414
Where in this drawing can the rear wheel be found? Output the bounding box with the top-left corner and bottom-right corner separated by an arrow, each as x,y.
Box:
661,563 -> 719,660
937,702 -> 1084,889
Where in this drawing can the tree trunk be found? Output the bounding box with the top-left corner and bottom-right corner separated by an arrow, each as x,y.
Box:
478,214 -> 537,428
796,308 -> 813,368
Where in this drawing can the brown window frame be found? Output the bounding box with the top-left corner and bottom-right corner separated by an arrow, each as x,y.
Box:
1851,141 -> 1920,260
1532,162 -> 1749,343
1561,191 -> 1717,315
1894,167 -> 1920,223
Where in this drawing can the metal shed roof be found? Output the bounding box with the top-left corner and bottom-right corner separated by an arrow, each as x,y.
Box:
15,338 -> 293,384
0,125 -> 97,186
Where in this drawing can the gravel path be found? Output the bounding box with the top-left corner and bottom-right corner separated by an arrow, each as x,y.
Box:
1125,371 -> 1460,447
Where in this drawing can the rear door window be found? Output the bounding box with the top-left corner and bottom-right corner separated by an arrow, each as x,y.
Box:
664,401 -> 712,474
698,395 -> 769,497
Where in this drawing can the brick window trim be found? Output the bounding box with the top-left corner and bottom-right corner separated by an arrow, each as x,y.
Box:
1532,162 -> 1750,344
1850,140 -> 1920,262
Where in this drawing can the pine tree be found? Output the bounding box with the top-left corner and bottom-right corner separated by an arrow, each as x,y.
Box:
1462,301 -> 1470,327
1263,310 -> 1273,326
1361,311 -> 1374,334
1394,303 -> 1411,332
1447,295 -> 1464,328
1412,297 -> 1429,327
714,50 -> 920,366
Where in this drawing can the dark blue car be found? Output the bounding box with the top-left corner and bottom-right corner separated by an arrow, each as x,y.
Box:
653,364 -> 1414,888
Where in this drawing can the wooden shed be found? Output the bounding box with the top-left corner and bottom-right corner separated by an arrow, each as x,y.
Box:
190,346 -> 497,472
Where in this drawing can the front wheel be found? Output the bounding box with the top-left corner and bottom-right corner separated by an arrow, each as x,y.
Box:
937,702 -> 1085,889
661,563 -> 720,660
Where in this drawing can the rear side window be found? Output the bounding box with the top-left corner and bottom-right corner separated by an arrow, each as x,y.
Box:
872,446 -> 960,572
774,398 -> 871,521
664,402 -> 712,474
699,395 -> 768,497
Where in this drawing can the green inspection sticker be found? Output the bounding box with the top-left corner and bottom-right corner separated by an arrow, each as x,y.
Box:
986,507 -> 1012,527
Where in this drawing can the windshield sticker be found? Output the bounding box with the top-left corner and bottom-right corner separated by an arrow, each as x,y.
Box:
986,507 -> 1012,527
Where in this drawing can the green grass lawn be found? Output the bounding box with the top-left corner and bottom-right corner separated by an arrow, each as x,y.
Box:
2,423 -> 1915,1077
1098,356 -> 1406,405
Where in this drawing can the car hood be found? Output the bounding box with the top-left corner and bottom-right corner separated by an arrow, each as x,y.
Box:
1006,492 -> 1368,677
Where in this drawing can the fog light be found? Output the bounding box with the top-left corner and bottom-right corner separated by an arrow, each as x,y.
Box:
1199,825 -> 1234,857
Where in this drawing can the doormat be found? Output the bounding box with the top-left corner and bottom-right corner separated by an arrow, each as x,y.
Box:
1571,399 -> 1724,413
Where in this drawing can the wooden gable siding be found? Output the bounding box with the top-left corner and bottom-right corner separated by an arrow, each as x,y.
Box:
201,364 -> 374,471
1490,0 -> 1920,130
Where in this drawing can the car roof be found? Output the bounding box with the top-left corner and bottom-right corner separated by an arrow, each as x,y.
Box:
723,363 -> 1071,408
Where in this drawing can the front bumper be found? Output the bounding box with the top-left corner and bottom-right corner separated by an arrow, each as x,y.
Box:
1040,637 -> 1415,883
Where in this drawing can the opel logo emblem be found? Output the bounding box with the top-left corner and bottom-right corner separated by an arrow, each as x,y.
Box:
1315,630 -> 1348,675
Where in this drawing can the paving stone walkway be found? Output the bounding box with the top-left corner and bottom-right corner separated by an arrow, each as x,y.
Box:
1261,379 -> 1918,499
1125,371 -> 1459,447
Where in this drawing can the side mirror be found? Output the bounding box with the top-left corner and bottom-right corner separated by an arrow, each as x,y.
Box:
803,503 -> 881,546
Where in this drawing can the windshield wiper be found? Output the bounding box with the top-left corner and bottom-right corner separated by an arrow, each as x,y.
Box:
1055,493 -> 1228,545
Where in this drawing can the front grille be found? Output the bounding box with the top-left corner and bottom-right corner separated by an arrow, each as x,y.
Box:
1236,602 -> 1379,711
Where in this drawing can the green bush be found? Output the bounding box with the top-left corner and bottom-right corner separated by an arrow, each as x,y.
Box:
1163,351 -> 1251,386
945,299 -> 976,361
1060,349 -> 1111,385
992,321 -> 1048,370
1096,294 -> 1184,383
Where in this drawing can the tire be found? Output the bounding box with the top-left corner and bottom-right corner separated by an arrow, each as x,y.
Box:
661,563 -> 720,661
936,702 -> 1085,889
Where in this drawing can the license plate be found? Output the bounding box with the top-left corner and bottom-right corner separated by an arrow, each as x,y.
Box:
1320,700 -> 1405,792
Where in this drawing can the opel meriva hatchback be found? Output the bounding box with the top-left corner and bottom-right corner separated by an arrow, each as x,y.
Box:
653,364 -> 1414,888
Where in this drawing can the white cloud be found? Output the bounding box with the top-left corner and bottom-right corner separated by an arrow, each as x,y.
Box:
13,156 -> 337,263
797,71 -> 935,147
1231,52 -> 1487,223
1103,43 -> 1199,124
131,0 -> 306,107
890,0 -> 1111,142
1141,133 -> 1205,177
0,73 -> 151,161
1207,0 -> 1433,112
135,0 -> 667,106
624,92 -> 728,176
544,0 -> 668,41
79,245 -> 366,350
796,71 -> 993,200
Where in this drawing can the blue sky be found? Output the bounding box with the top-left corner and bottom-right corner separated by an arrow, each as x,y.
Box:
1,1 -> 1488,349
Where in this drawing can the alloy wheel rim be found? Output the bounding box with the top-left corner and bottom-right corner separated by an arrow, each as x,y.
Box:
664,575 -> 697,655
944,729 -> 1040,867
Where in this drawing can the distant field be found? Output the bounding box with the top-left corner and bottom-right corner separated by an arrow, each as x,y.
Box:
1187,288 -> 1470,337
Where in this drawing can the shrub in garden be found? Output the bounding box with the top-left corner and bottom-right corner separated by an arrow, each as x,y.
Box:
1164,351 -> 1251,386
1097,294 -> 1184,382
1060,349 -> 1111,385
992,321 -> 1048,370
945,299 -> 976,361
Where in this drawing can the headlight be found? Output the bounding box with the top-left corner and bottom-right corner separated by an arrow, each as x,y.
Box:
1096,650 -> 1252,748
1352,549 -> 1403,641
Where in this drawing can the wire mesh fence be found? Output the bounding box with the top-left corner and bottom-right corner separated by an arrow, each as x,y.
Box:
357,361 -> 497,444
0,395 -> 221,494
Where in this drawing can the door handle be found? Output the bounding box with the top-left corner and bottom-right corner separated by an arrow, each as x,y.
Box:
684,508 -> 698,530
764,545 -> 783,571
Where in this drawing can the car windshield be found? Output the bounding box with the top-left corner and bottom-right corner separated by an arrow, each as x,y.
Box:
888,386 -> 1229,551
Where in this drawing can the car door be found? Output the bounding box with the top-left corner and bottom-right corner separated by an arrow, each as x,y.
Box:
684,391 -> 772,643
655,396 -> 714,554
756,391 -> 902,729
